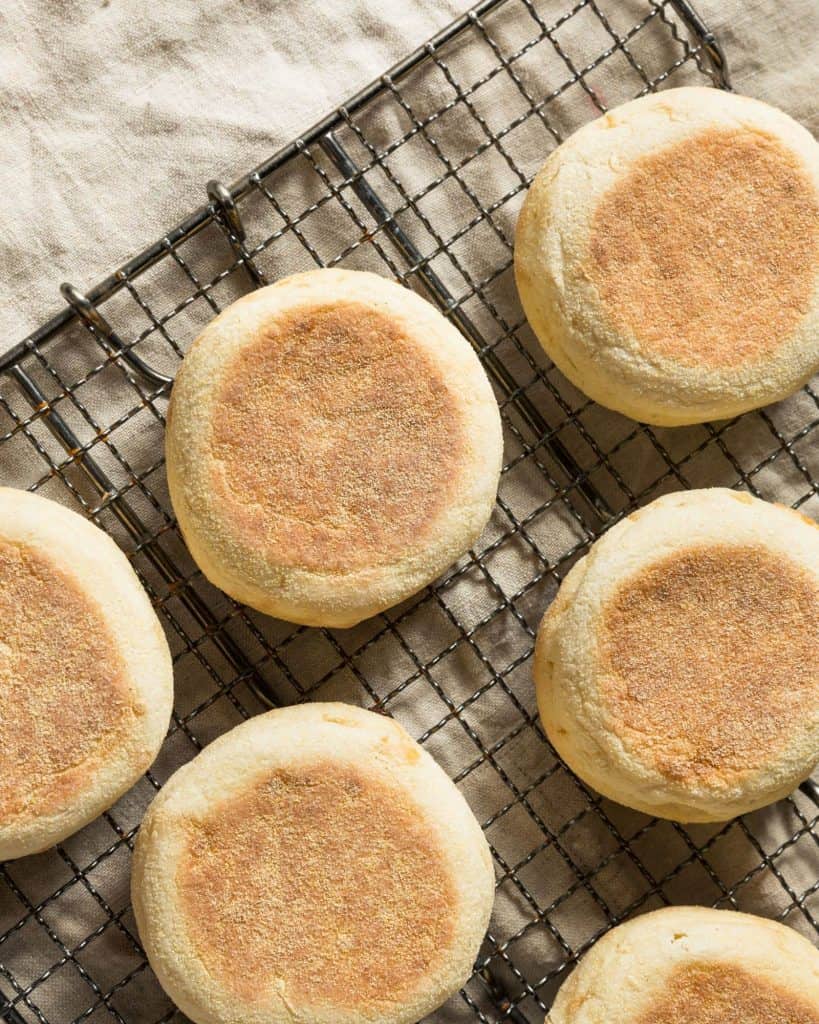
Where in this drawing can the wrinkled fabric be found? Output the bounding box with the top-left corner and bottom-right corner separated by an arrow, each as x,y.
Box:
0,0 -> 816,348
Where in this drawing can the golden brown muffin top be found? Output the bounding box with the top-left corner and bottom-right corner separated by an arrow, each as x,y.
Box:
0,540 -> 136,825
600,544 -> 819,784
637,961 -> 819,1024
589,127 -> 819,368
209,301 -> 465,574
177,759 -> 458,1013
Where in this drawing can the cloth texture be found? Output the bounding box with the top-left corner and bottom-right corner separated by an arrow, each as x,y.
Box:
0,0 -> 817,347
0,3 -> 817,1023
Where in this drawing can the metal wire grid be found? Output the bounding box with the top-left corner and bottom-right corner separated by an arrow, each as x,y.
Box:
0,0 -> 817,1021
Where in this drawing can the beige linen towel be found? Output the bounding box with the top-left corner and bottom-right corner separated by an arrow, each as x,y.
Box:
0,0 -> 817,349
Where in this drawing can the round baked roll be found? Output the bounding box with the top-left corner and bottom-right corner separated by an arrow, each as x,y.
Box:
165,268 -> 503,628
534,488 -> 819,822
515,87 -> 819,426
132,702 -> 495,1024
547,906 -> 819,1023
0,488 -> 173,861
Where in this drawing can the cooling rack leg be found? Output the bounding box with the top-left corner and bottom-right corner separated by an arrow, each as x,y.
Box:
8,364 -> 278,709
666,0 -> 732,89
60,283 -> 173,389
207,179 -> 268,287
0,990 -> 27,1024
319,131 -> 612,529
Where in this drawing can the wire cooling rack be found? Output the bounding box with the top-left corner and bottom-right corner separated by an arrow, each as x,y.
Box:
1,1 -> 817,1022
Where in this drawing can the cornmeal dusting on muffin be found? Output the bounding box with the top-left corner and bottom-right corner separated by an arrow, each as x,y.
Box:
638,961 -> 819,1024
210,301 -> 465,573
600,545 -> 819,782
0,540 -> 134,823
178,762 -> 457,1010
589,128 -> 819,367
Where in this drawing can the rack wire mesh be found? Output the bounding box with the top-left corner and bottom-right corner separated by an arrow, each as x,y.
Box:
1,1 -> 817,1021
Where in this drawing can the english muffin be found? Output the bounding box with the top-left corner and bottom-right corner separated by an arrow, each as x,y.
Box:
0,488 -> 173,861
534,488 -> 819,822
547,906 -> 819,1023
515,87 -> 819,426
165,268 -> 503,627
132,702 -> 495,1024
